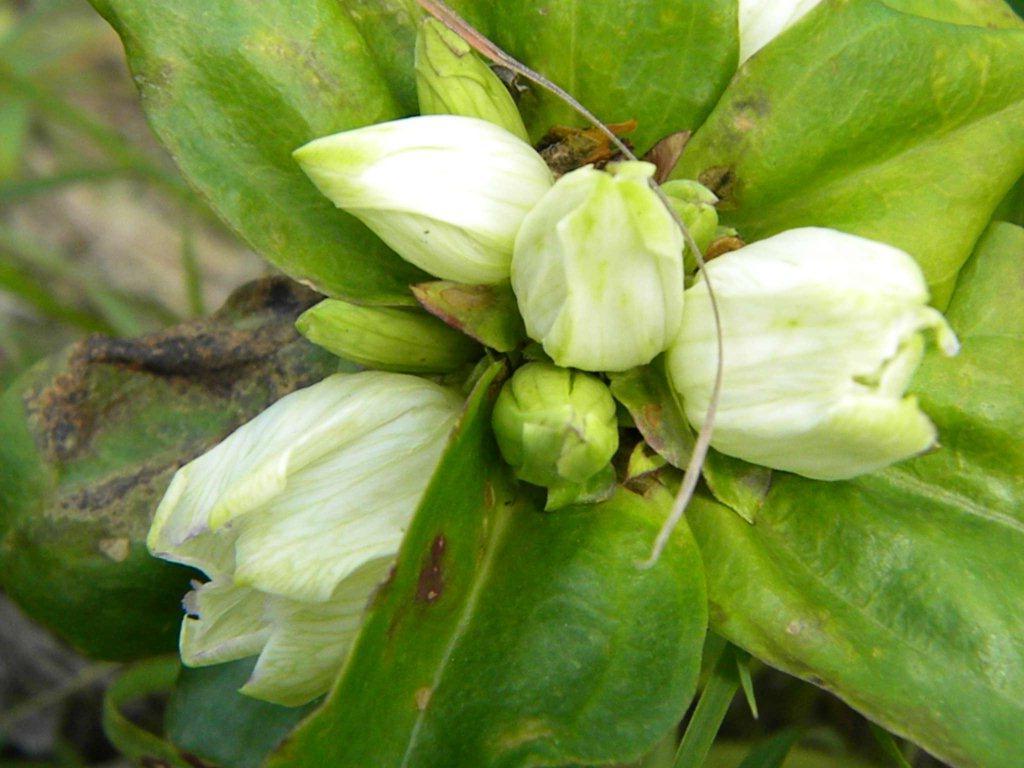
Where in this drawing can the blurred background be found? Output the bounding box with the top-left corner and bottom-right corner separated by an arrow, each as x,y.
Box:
0,0 -> 1000,765
1,0 -> 261,764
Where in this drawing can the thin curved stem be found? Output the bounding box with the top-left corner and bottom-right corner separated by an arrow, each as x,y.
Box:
415,0 -> 724,564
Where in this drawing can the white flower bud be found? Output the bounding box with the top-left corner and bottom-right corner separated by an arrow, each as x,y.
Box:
148,372 -> 462,705
739,0 -> 824,63
667,228 -> 959,481
511,161 -> 685,372
294,115 -> 553,284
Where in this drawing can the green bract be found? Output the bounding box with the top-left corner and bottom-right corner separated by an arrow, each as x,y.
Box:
294,115 -> 553,284
511,161 -> 685,372
415,19 -> 530,142
147,372 -> 462,705
667,227 -> 958,480
491,362 -> 618,491
661,178 -> 720,269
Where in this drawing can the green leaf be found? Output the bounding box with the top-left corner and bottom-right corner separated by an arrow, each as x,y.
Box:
609,365 -> 770,522
735,730 -> 801,768
702,451 -> 772,525
448,0 -> 738,152
165,659 -> 316,768
674,0 -> 1024,307
0,94 -> 28,179
87,0 -> 427,304
869,725 -> 913,768
102,657 -> 192,768
609,363 -> 695,469
268,362 -> 708,768
706,743 -> 881,768
412,281 -> 527,353
686,223 -> 1024,768
0,278 -> 343,660
672,644 -> 742,768
884,0 -> 1024,27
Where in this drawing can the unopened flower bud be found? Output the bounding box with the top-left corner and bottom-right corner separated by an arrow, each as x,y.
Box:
739,0 -> 824,63
296,299 -> 481,373
415,19 -> 530,142
295,115 -> 553,284
512,161 -> 685,372
148,372 -> 462,705
661,179 -> 719,269
492,363 -> 618,490
667,227 -> 959,481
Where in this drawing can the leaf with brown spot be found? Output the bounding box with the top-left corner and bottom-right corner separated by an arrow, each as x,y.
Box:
413,280 -> 526,353
0,277 -> 343,660
266,361 -> 708,768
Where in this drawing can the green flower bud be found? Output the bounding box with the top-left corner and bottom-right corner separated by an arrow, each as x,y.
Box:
492,363 -> 618,489
667,227 -> 959,481
148,372 -> 462,705
661,179 -> 719,268
296,299 -> 481,373
294,115 -> 553,284
415,19 -> 530,142
511,161 -> 685,372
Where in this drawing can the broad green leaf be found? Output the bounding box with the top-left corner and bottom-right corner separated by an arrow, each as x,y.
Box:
102,657 -> 192,768
88,0 -> 427,304
885,0 -> 1024,27
674,0 -> 1024,307
166,659 -> 315,768
268,362 -> 708,768
686,223 -> 1024,768
0,278 -> 342,659
448,0 -> 738,152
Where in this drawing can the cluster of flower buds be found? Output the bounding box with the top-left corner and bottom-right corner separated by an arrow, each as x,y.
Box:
150,15 -> 960,706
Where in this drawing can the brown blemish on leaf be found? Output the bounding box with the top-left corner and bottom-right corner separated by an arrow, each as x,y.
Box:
11,277 -> 337,547
641,403 -> 663,431
483,480 -> 495,508
698,166 -> 737,203
705,236 -> 746,261
537,120 -> 637,177
23,277 -> 323,465
643,131 -> 691,184
731,95 -> 770,132
98,537 -> 131,562
414,686 -> 433,711
493,718 -> 555,752
415,534 -> 447,604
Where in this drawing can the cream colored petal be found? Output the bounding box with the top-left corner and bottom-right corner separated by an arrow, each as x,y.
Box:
240,558 -> 393,707
179,578 -> 270,667
149,372 -> 462,582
